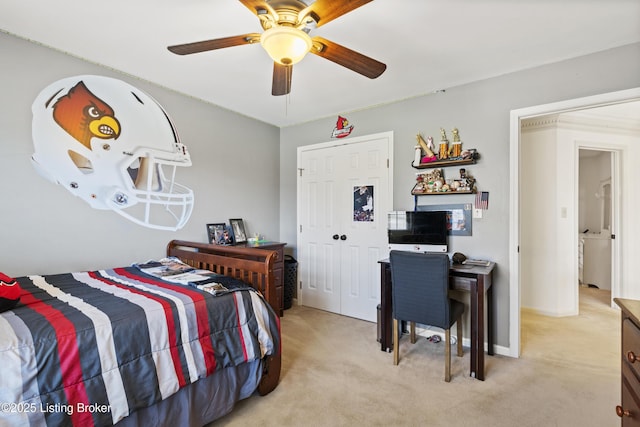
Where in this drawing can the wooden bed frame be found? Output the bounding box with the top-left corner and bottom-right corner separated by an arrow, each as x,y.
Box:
166,239 -> 281,395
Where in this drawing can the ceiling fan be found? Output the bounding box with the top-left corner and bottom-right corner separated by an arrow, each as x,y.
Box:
167,0 -> 386,96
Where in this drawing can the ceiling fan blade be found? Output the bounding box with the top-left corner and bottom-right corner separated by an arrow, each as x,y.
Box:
272,62 -> 292,96
311,36 -> 386,79
168,34 -> 260,55
301,0 -> 373,27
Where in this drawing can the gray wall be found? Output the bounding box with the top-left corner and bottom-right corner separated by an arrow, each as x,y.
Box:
0,32 -> 280,276
279,42 -> 640,348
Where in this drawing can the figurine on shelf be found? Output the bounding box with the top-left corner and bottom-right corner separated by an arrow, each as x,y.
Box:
416,133 -> 437,163
413,174 -> 427,193
426,168 -> 443,185
427,136 -> 436,153
412,145 -> 421,167
449,128 -> 462,158
459,169 -> 476,192
461,148 -> 478,160
438,128 -> 449,160
440,128 -> 449,143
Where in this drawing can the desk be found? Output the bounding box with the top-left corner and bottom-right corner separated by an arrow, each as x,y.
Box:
378,259 -> 495,381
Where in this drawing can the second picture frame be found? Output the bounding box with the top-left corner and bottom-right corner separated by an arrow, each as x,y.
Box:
229,218 -> 247,244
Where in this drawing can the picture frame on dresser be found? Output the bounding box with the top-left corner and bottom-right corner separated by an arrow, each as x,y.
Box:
207,223 -> 233,245
207,223 -> 224,244
229,218 -> 247,244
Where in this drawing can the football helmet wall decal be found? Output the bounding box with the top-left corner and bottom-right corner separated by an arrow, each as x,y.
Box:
31,75 -> 194,231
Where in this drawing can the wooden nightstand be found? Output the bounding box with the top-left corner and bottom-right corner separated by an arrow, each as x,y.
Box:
243,241 -> 286,316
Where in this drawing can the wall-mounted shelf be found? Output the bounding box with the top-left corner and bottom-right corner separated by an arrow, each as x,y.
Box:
412,169 -> 477,195
412,158 -> 476,169
411,187 -> 476,196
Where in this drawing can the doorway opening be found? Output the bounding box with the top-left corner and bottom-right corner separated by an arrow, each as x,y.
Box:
578,149 -> 614,307
509,88 -> 640,358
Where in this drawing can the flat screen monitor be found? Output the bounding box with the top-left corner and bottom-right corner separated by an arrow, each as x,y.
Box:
387,210 -> 448,253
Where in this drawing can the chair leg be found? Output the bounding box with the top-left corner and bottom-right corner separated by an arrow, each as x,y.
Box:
456,319 -> 463,357
410,321 -> 416,344
393,318 -> 399,365
445,328 -> 451,382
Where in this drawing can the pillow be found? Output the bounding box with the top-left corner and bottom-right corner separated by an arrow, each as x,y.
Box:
0,273 -> 21,312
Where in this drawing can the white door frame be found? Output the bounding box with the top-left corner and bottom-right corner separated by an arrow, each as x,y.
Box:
296,131 -> 394,308
509,87 -> 640,358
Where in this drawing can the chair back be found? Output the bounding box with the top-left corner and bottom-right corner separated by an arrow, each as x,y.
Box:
389,250 -> 451,329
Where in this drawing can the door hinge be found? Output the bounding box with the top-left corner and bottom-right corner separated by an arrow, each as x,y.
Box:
387,158 -> 389,168
299,224 -> 302,233
298,168 -> 304,177
611,234 -> 615,240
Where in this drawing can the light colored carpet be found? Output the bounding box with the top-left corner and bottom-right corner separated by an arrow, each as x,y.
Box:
211,287 -> 620,426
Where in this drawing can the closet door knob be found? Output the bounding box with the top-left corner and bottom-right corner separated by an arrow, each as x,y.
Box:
333,234 -> 340,240
340,235 -> 347,241
627,351 -> 639,363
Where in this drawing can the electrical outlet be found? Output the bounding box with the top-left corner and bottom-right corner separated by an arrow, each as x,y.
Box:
473,208 -> 483,218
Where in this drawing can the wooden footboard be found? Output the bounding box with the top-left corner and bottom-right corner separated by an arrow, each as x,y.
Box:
166,240 -> 281,395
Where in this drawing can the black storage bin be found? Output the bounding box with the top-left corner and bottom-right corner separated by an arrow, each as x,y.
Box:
283,255 -> 297,310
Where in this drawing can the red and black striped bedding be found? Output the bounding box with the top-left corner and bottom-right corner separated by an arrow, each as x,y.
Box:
0,265 -> 280,427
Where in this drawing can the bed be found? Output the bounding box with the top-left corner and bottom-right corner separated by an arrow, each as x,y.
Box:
0,240 -> 281,427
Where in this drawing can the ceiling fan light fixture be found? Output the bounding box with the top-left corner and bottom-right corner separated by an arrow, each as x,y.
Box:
260,26 -> 312,65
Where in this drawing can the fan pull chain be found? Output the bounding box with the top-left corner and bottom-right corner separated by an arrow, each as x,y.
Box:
285,93 -> 290,116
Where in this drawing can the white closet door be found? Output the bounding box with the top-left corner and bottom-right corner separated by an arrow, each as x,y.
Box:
298,147 -> 342,313
298,133 -> 392,322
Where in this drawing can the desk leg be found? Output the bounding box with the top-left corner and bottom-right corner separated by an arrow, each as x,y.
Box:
475,276 -> 486,381
469,280 -> 479,379
487,276 -> 494,356
379,263 -> 393,352
469,272 -> 492,381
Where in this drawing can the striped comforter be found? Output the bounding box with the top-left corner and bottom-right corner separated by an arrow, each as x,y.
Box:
0,266 -> 280,427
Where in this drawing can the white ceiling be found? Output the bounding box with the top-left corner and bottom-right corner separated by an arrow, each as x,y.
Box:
1,1 -> 639,127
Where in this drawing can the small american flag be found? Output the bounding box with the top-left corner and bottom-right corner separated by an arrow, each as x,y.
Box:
476,191 -> 489,210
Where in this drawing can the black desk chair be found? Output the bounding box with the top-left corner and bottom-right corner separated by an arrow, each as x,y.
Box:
389,250 -> 464,382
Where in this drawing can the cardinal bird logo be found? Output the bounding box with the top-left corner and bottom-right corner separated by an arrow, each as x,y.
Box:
0,272 -> 20,311
51,81 -> 121,150
331,115 -> 354,139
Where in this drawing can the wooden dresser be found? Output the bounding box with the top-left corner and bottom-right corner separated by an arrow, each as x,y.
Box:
614,298 -> 640,425
243,241 -> 286,316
